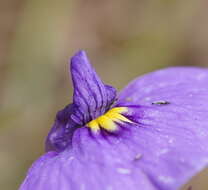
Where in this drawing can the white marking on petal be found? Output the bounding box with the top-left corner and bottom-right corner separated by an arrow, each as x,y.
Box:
168,138 -> 174,144
158,175 -> 174,184
106,185 -> 113,190
134,153 -> 142,161
144,97 -> 151,101
80,184 -> 85,190
68,156 -> 74,161
158,148 -> 169,155
117,168 -> 131,174
197,73 -> 206,80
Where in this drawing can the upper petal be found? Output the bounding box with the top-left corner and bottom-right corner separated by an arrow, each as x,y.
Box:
45,51 -> 117,152
70,50 -> 116,124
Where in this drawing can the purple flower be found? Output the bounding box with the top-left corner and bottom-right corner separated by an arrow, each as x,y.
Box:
20,51 -> 208,190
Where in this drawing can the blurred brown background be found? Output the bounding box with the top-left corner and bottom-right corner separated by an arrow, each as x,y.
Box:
0,0 -> 208,189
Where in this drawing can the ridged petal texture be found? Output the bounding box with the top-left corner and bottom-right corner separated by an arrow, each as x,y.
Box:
70,51 -> 116,124
20,51 -> 208,190
45,51 -> 116,152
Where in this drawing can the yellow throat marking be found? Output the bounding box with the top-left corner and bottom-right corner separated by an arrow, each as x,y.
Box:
87,107 -> 132,132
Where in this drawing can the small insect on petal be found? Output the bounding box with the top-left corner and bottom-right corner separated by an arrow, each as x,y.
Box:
152,100 -> 170,105
134,153 -> 142,161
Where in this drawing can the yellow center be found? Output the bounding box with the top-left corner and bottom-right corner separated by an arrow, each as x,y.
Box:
87,107 -> 132,132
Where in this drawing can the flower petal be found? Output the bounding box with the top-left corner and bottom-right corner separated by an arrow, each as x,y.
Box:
45,51 -> 117,152
116,67 -> 208,190
20,129 -> 157,190
70,50 -> 116,124
20,65 -> 208,190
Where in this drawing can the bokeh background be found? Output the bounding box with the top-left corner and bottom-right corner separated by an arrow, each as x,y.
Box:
1,0 -> 208,189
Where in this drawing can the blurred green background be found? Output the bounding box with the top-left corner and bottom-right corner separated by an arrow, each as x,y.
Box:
1,0 -> 208,189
